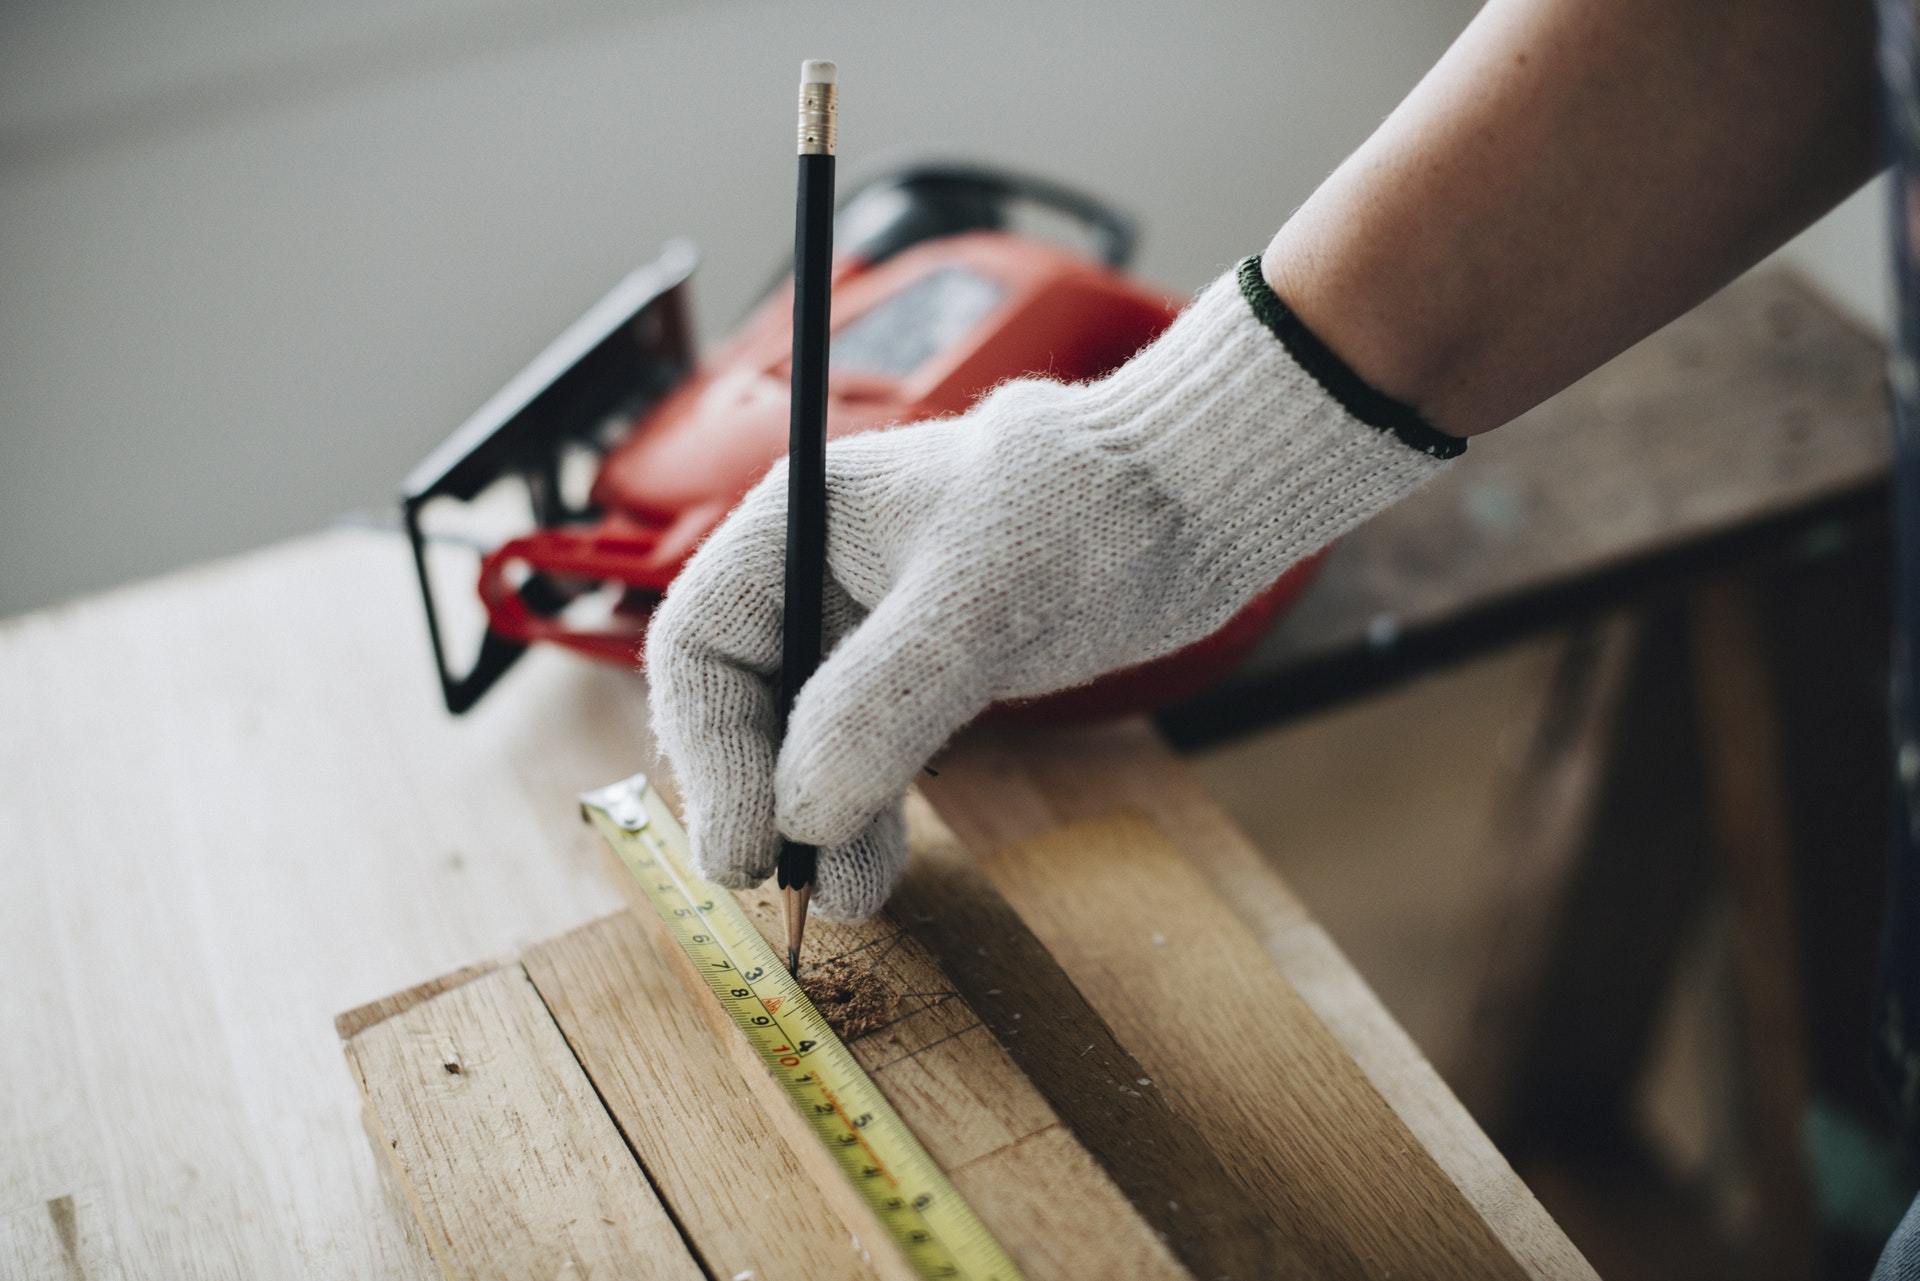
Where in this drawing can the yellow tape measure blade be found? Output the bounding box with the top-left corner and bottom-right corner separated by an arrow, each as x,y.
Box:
580,775 -> 1023,1281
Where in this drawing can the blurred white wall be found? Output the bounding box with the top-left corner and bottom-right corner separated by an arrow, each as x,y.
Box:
0,0 -> 1889,617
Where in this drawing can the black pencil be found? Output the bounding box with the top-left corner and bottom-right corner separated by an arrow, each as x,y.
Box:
778,59 -> 836,974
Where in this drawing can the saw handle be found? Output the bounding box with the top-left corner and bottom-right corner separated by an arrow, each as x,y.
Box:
475,529 -> 677,666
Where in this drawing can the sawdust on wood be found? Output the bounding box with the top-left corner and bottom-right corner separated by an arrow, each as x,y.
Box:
799,955 -> 897,1040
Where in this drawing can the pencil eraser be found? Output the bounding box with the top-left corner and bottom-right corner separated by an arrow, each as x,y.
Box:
801,59 -> 837,85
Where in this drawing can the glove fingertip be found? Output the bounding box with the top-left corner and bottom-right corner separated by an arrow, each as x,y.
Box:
699,857 -> 771,891
687,803 -> 781,891
811,808 -> 908,921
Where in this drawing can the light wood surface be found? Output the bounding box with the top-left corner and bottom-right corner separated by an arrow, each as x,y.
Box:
891,799 -> 1280,1279
338,900 -> 1195,1281
606,852 -> 1194,1281
521,914 -> 890,1281
2,531 -> 636,1280
4,527 -> 1585,1278
344,963 -> 700,1279
974,810 -> 1523,1277
350,745 -> 1592,1277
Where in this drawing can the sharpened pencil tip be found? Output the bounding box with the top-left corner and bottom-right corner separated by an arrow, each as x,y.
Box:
782,882 -> 813,976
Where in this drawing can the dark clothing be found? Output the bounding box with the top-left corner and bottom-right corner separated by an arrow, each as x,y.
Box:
1876,0 -> 1920,1273
1879,0 -> 1920,1153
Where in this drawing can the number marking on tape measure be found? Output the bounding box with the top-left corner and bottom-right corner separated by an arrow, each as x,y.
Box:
580,774 -> 1023,1281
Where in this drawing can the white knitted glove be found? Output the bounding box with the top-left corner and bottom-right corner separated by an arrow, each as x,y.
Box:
646,257 -> 1463,918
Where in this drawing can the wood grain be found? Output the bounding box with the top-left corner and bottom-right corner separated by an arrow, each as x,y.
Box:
1,1189 -> 127,1281
926,722 -> 1599,1280
343,963 -> 702,1280
890,797 -> 1283,1281
597,848 -> 1194,1281
520,912 -> 885,1281
992,809 -> 1527,1278
334,961 -> 502,1042
354,749 -> 1595,1281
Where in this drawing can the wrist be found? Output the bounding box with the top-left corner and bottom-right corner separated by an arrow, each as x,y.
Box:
1260,235 -> 1473,439
1234,256 -> 1463,462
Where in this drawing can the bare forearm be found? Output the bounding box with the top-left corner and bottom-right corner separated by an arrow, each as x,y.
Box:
1263,0 -> 1877,436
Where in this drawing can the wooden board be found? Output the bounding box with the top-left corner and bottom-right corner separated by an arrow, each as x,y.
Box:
340,909 -> 1187,1281
343,964 -> 700,1279
0,528 -> 1583,1280
1163,268 -> 1890,744
346,743 -> 1597,1279
520,916 -> 891,1281
924,722 -> 1599,1281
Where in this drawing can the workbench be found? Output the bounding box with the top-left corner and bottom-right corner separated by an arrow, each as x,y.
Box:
0,526 -> 1592,1278
1,266 -> 1885,1278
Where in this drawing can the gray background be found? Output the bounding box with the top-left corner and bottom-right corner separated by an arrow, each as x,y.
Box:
0,0 -> 1890,618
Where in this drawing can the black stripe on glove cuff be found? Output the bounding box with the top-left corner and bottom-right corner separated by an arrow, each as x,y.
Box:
1235,255 -> 1467,461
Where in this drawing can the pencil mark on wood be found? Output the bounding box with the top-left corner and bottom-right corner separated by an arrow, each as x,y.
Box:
866,1020 -> 988,1071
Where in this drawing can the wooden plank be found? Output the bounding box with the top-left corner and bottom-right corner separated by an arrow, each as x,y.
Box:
342,963 -> 702,1280
585,753 -> 1588,1277
890,798 -> 1281,1281
334,961 -> 502,1042
520,912 -> 886,1281
595,841 -> 1194,1281
984,808 -> 1527,1279
1452,616 -> 1642,1124
1687,574 -> 1816,1280
1165,268 -> 1890,743
926,722 -> 1598,1280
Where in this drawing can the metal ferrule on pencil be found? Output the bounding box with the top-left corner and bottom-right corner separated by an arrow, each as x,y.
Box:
798,82 -> 837,155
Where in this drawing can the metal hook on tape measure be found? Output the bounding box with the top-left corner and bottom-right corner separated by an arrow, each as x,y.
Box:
579,774 -> 652,831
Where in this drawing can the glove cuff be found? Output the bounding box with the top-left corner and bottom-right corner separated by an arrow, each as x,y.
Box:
1231,255 -> 1465,461
1061,256 -> 1467,612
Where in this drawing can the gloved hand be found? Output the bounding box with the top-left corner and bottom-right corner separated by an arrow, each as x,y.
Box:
645,257 -> 1464,918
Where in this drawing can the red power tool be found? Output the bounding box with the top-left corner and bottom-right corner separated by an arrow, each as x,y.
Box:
403,165 -> 1321,716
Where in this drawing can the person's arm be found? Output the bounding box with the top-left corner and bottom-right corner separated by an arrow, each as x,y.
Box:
648,0 -> 1880,919
1265,0 -> 1878,436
